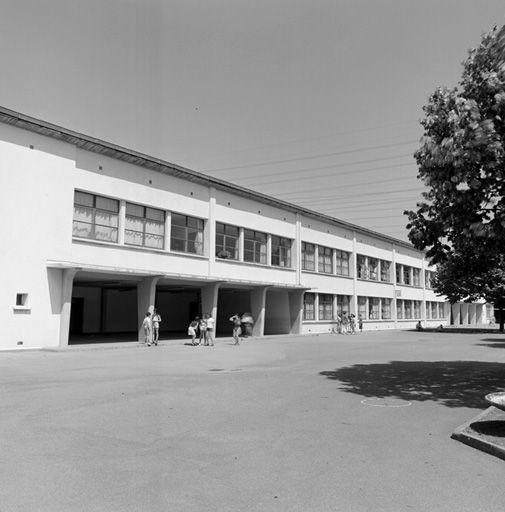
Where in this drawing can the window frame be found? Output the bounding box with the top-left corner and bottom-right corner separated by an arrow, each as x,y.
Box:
303,293 -> 316,321
318,294 -> 334,320
302,242 -> 316,271
73,191 -> 119,243
170,213 -> 204,255
124,202 -> 165,249
318,245 -> 333,274
215,222 -> 239,260
271,236 -> 292,268
243,229 -> 267,265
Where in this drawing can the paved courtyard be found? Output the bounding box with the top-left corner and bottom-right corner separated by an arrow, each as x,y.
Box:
1,330 -> 505,512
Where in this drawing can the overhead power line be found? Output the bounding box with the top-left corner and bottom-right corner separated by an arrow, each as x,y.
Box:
242,161 -> 416,188
205,140 -> 418,172
237,152 -> 415,182
193,119 -> 418,161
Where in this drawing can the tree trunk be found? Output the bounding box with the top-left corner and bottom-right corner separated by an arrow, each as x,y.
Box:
500,307 -> 504,333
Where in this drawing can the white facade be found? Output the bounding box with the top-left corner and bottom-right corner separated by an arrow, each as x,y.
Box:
0,107 -> 484,349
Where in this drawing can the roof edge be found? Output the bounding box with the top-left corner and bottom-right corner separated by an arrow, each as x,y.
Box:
0,105 -> 418,252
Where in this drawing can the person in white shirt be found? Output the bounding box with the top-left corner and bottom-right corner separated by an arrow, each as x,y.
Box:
141,312 -> 152,346
204,313 -> 215,346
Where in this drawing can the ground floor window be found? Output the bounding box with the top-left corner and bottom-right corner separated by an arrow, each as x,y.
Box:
337,295 -> 350,316
359,296 -> 392,320
303,293 -> 315,320
318,294 -> 333,320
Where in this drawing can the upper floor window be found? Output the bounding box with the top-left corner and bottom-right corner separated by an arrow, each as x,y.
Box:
335,250 -> 350,276
380,261 -> 391,282
271,236 -> 292,268
403,266 -> 411,286
368,258 -> 379,281
216,223 -> 239,260
171,213 -> 204,255
73,191 -> 119,243
125,202 -> 165,249
318,246 -> 333,274
302,242 -> 316,271
413,268 -> 421,287
244,229 -> 267,264
425,270 -> 434,289
303,293 -> 315,321
396,264 -> 402,285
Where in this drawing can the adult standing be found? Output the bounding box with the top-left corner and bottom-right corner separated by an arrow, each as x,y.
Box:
205,313 -> 215,346
151,308 -> 162,345
341,311 -> 350,334
241,312 -> 254,337
229,314 -> 242,345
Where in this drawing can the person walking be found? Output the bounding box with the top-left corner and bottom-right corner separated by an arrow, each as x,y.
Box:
341,311 -> 350,334
229,314 -> 242,345
142,312 -> 152,346
151,308 -> 162,345
349,313 -> 356,334
205,313 -> 215,346
188,317 -> 199,345
199,316 -> 208,345
358,314 -> 364,333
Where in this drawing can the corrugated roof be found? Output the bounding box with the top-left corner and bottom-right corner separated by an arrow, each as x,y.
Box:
0,105 -> 418,251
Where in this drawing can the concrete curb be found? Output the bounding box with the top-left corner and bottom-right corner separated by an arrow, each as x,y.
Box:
451,406 -> 505,462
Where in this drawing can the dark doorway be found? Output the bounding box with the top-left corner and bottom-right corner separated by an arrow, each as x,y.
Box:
69,297 -> 84,335
216,289 -> 251,337
155,287 -> 201,338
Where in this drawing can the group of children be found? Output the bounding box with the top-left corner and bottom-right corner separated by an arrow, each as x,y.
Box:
141,309 -> 162,346
188,314 -> 215,346
333,312 -> 363,334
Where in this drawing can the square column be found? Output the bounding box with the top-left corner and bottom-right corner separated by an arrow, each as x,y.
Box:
460,303 -> 469,325
59,268 -> 79,347
201,282 -> 220,331
137,276 -> 161,342
288,289 -> 305,335
251,286 -> 269,336
451,303 -> 461,326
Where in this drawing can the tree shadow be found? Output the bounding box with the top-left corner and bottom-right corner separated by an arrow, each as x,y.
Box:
320,361 -> 505,409
476,338 -> 505,349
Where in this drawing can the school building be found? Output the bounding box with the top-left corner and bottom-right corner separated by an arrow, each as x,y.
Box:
0,106 -> 488,349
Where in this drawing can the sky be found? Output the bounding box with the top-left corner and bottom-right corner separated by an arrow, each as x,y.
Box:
1,0 -> 504,241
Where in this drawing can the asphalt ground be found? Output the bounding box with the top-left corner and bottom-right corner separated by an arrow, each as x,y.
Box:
1,331 -> 505,512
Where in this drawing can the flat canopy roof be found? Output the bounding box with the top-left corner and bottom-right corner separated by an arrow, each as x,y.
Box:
0,105 -> 418,252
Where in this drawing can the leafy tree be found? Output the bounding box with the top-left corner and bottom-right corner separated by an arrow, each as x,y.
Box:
405,25 -> 505,331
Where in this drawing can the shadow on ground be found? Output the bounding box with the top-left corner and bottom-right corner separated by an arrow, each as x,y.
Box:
476,338 -> 505,349
320,361 -> 505,409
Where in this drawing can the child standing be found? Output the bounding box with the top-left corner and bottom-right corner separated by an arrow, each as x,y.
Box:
199,316 -> 207,345
142,312 -> 152,346
188,317 -> 199,346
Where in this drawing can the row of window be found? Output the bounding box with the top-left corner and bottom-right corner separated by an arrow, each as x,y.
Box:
215,223 -> 292,267
395,263 -> 421,287
357,255 -> 391,282
303,294 -> 351,321
73,192 -> 440,281
303,293 -> 446,322
301,243 -> 350,276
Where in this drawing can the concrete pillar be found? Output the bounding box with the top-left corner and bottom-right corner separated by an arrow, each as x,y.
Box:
201,282 -> 220,331
461,303 -> 469,325
294,213 -> 302,285
118,200 -> 126,245
469,304 -> 476,325
288,289 -> 305,335
476,304 -> 483,324
451,303 -> 461,326
137,276 -> 160,342
352,231 -> 358,319
59,268 -> 78,347
251,286 -> 269,336
164,211 -> 172,251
